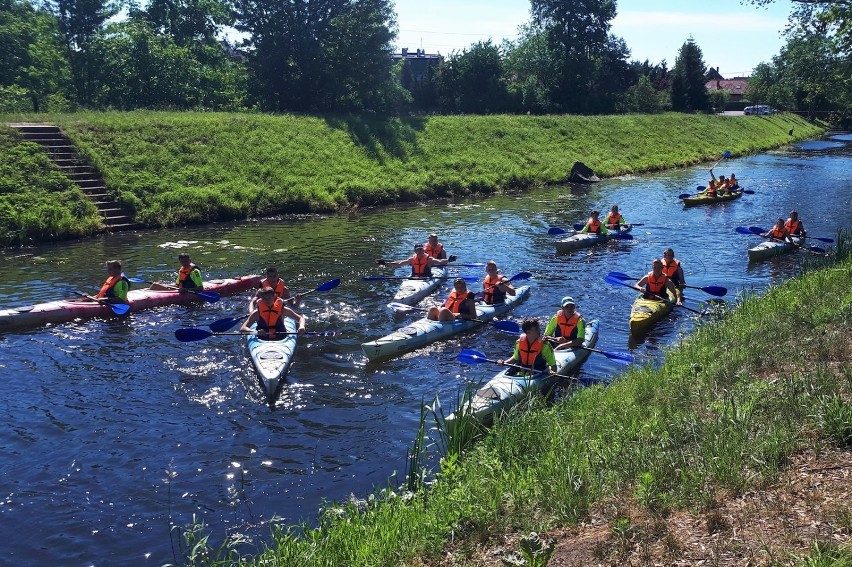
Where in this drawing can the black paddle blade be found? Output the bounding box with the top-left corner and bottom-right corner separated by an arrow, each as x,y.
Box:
175,328 -> 214,342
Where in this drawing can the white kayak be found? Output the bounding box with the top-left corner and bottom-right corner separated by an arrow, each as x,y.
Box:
362,286 -> 531,361
448,319 -> 600,426
555,226 -> 632,254
246,318 -> 298,397
748,236 -> 803,261
391,267 -> 448,306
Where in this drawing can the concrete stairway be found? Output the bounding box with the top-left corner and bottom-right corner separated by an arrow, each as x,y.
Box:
8,123 -> 135,232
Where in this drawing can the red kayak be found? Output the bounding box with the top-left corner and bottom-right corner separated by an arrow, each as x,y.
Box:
0,275 -> 261,332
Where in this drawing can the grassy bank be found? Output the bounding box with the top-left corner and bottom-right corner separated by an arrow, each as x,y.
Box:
0,128 -> 100,245
173,237 -> 852,566
1,111 -> 823,245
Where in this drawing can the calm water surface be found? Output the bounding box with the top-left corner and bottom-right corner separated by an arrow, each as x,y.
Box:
1,135 -> 851,564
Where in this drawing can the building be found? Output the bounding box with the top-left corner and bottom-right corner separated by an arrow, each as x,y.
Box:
705,68 -> 749,102
393,48 -> 442,85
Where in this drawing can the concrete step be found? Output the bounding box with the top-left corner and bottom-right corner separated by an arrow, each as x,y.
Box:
75,179 -> 105,188
44,145 -> 75,153
26,138 -> 70,146
98,207 -> 124,215
59,165 -> 96,174
103,223 -> 136,231
9,124 -> 60,134
19,131 -> 65,141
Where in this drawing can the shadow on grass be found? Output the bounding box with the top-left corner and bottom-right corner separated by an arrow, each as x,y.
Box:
322,114 -> 427,163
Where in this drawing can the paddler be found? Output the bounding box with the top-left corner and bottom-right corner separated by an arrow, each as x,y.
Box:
705,172 -> 718,198
427,278 -> 477,322
661,248 -> 686,304
375,243 -> 456,278
605,205 -> 628,231
482,260 -> 516,305
497,318 -> 557,376
241,287 -> 306,340
544,296 -> 586,350
94,259 -> 130,304
636,259 -> 682,305
149,253 -> 203,292
728,173 -> 740,190
785,210 -> 807,238
424,233 -> 448,259
763,218 -> 792,243
248,266 -> 299,312
579,210 -> 609,235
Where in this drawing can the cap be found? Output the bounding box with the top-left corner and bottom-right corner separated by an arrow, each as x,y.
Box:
561,296 -> 576,307
429,233 -> 437,238
414,243 -> 424,250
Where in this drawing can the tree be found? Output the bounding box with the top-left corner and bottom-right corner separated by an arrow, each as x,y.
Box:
503,25 -> 560,114
0,0 -> 72,111
232,0 -> 398,112
436,40 -> 508,114
529,0 -> 619,112
745,0 -> 852,55
670,37 -> 709,112
44,0 -> 119,105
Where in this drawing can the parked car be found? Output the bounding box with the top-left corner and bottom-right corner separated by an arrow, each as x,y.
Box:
744,105 -> 755,115
744,105 -> 777,116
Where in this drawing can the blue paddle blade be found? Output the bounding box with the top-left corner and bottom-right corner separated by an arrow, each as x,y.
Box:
748,226 -> 767,234
677,193 -> 692,199
111,303 -> 131,315
573,223 -> 585,231
175,328 -> 213,342
509,271 -> 533,282
611,233 -> 633,240
600,350 -> 634,364
194,291 -> 220,303
742,189 -> 755,194
126,277 -> 149,284
491,320 -> 521,334
548,227 -> 569,235
604,275 -> 634,289
458,349 -> 489,364
702,285 -> 728,297
316,278 -> 341,292
735,226 -> 755,235
607,271 -> 632,280
722,150 -> 731,159
809,246 -> 826,254
209,315 -> 247,333
454,263 -> 486,268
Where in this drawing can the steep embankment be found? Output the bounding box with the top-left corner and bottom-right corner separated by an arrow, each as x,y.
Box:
1,111 -> 823,244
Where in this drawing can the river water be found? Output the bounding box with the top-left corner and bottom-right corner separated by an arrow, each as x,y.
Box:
1,134 -> 851,564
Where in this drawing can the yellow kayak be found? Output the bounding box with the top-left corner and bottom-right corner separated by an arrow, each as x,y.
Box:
629,290 -> 676,335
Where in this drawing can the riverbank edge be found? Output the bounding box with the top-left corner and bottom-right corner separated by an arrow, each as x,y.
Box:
180,238 -> 851,566
1,111 -> 825,245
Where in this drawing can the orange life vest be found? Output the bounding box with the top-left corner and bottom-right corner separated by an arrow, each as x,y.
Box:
261,277 -> 286,298
606,212 -> 622,227
586,218 -> 602,234
257,298 -> 285,337
516,334 -> 546,370
178,264 -> 201,289
769,226 -> 788,240
706,183 -> 717,198
444,290 -> 474,314
97,274 -> 129,299
644,272 -> 668,299
483,274 -> 507,305
553,311 -> 580,340
661,258 -> 681,285
425,242 -> 444,259
785,219 -> 803,235
411,254 -> 431,278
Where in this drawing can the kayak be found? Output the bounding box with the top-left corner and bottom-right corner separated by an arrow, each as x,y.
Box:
362,285 -> 531,361
392,267 -> 448,306
748,237 -> 804,261
682,190 -> 744,207
0,275 -> 261,333
246,318 -> 298,397
629,290 -> 676,335
447,319 -> 600,426
555,226 -> 632,254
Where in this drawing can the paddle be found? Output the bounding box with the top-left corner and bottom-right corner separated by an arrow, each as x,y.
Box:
386,302 -> 521,333
458,349 -> 614,380
709,150 -> 732,171
606,271 -> 727,297
77,292 -> 130,315
603,275 -> 704,315
547,227 -> 633,240
739,227 -> 826,255
570,223 -> 643,231
362,275 -> 479,282
175,328 -> 335,342
125,277 -> 220,303
208,278 -> 341,333
678,187 -> 754,199
744,226 -> 834,244
482,271 -> 533,289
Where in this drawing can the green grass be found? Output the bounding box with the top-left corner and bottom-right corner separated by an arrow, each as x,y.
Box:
0,111 -> 824,244
167,233 -> 852,566
0,127 -> 101,245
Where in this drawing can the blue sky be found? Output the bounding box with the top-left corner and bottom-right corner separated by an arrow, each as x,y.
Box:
394,0 -> 795,77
